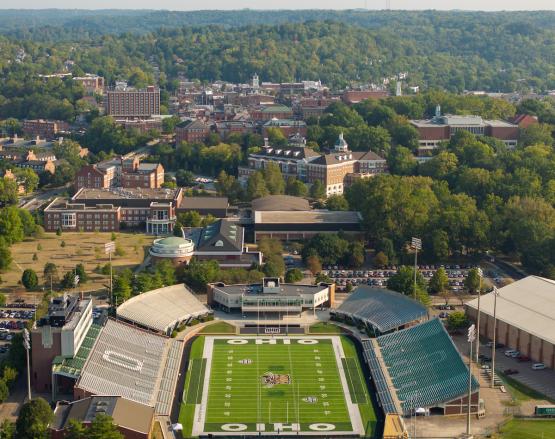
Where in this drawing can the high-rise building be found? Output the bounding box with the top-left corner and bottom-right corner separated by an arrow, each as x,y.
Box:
105,86 -> 160,118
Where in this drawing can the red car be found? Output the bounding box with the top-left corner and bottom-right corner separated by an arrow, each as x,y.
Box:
517,355 -> 530,362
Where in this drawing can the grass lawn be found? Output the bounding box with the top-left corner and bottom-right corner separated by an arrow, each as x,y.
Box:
341,337 -> 378,437
309,322 -> 347,334
499,372 -> 555,403
1,231 -> 153,294
499,419 -> 555,438
179,337 -> 206,438
179,335 -> 378,437
198,321 -> 236,334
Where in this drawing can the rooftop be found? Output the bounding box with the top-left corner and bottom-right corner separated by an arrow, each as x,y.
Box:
466,275 -> 555,346
179,196 -> 229,210
211,281 -> 329,297
251,195 -> 310,212
189,219 -> 244,253
334,286 -> 427,333
364,318 -> 479,415
73,187 -> 180,201
254,209 -> 361,225
116,284 -> 209,333
76,319 -> 173,412
52,396 -> 154,434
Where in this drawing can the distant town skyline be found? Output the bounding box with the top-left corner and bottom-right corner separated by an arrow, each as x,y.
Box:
2,1 -> 555,11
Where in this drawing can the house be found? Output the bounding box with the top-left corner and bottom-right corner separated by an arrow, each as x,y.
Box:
175,119 -> 210,144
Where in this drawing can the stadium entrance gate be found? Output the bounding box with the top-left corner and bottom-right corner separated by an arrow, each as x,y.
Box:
240,324 -> 304,335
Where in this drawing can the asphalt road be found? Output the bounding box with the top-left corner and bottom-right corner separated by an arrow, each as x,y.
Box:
20,183 -> 70,212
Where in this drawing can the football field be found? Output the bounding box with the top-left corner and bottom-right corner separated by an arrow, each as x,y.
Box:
180,335 -> 376,437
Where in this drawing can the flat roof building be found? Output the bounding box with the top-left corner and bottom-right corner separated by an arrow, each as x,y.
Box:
465,275 -> 555,368
177,196 -> 229,217
207,277 -> 335,315
51,396 -> 154,439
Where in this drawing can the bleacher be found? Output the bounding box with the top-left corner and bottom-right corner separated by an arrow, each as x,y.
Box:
333,286 -> 427,334
362,339 -> 399,414
53,323 -> 102,378
369,318 -> 479,415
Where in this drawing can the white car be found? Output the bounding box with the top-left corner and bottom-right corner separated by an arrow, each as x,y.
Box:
532,363 -> 546,370
504,350 -> 517,356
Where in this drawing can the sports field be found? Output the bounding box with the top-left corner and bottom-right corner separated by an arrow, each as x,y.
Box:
180,335 -> 377,437
499,419 -> 555,438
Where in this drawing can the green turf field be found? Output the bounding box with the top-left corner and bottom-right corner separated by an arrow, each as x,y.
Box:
499,419 -> 555,438
180,335 -> 376,437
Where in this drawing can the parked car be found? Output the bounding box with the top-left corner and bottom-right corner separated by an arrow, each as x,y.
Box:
505,349 -> 517,357
517,355 -> 530,362
510,351 -> 521,358
532,363 -> 546,370
503,369 -> 519,375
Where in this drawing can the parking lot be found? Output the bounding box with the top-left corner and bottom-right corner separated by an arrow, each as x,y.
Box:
322,264 -> 474,292
0,300 -> 36,355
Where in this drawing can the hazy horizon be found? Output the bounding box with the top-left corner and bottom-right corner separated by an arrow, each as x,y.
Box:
1,2 -> 555,11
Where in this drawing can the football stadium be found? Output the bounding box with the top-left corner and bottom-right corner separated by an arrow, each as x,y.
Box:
179,335 -> 377,437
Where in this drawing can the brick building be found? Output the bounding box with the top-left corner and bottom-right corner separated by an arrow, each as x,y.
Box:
73,74 -> 105,95
44,199 -> 121,232
262,119 -> 307,138
250,105 -> 293,122
411,107 -> 520,154
22,119 -> 70,140
239,134 -> 387,196
341,90 -> 389,105
175,119 -> 210,143
105,86 -> 160,118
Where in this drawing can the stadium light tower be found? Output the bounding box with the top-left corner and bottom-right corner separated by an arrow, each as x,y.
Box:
411,237 -> 422,300
491,286 -> 500,388
466,324 -> 476,436
23,328 -> 31,401
474,267 -> 483,363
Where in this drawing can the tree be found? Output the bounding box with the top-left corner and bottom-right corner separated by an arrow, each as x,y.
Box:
88,414 -> 124,439
349,241 -> 366,268
0,206 -> 24,245
0,420 -> 14,439
43,262 -> 58,285
519,123 -> 554,147
306,255 -> 322,276
0,179 -> 18,206
75,263 -> 88,284
387,266 -> 426,297
246,171 -> 269,200
309,180 -> 326,199
285,268 -> 303,283
60,271 -> 76,289
13,168 -> 39,194
302,234 -> 350,266
0,380 -> 8,403
65,419 -> 87,439
263,162 -> 285,195
447,311 -> 468,331
0,245 -> 12,271
263,255 -> 286,277
428,267 -> 449,294
15,397 -> 54,439
21,269 -> 38,291
113,273 -> 132,304
285,177 -> 308,197
180,259 -> 220,293
373,251 -> 389,267
387,146 -> 417,175
464,268 -> 481,293
0,294 -> 5,307
326,195 -> 349,211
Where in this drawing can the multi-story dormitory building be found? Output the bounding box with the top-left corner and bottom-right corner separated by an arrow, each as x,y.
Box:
239,134 -> 388,196
74,157 -> 164,191
44,187 -> 182,235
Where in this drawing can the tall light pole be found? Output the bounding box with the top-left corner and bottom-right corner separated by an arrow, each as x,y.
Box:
491,286 -> 500,388
105,241 -> 116,313
411,237 -> 422,301
466,323 -> 476,436
475,267 -> 483,364
23,328 -> 31,401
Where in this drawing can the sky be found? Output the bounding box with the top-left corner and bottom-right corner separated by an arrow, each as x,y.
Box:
2,1 -> 555,11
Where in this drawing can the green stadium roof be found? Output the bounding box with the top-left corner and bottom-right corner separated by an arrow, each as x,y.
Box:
52,323 -> 102,378
366,318 -> 479,415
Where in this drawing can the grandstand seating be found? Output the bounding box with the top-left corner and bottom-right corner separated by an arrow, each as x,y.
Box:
334,286 -> 427,334
367,318 -> 478,415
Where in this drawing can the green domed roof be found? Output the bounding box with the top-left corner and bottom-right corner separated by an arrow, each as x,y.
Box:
156,236 -> 190,247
